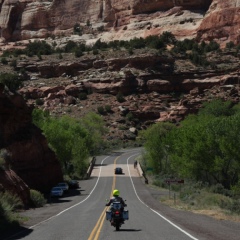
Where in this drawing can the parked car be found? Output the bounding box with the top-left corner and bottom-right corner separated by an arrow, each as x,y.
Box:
115,167 -> 123,174
57,182 -> 69,192
50,187 -> 64,197
68,180 -> 80,189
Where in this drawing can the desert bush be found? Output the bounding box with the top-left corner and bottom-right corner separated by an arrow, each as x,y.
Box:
116,92 -> 125,103
97,106 -> 105,115
0,149 -> 11,170
0,72 -> 23,92
105,105 -> 112,113
0,157 -> 5,169
79,92 -> 87,100
10,59 -> 17,69
128,48 -> 134,55
210,183 -> 233,197
220,199 -> 240,214
73,23 -> 82,35
0,191 -> 23,232
92,49 -> 99,55
30,190 -> 46,208
0,191 -> 23,213
126,112 -> 134,121
25,40 -> 53,56
97,26 -> 104,32
75,48 -> 83,58
225,41 -> 235,49
35,98 -> 44,106
64,40 -> 78,53
1,57 -> 8,65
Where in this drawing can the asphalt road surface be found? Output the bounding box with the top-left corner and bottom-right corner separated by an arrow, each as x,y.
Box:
3,148 -> 240,240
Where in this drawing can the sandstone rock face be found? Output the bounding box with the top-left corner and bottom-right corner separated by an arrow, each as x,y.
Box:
197,0 -> 240,46
0,84 -> 63,196
0,169 -> 30,206
3,0 -> 240,46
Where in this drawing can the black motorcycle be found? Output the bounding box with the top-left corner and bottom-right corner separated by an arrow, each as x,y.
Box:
106,201 -> 128,231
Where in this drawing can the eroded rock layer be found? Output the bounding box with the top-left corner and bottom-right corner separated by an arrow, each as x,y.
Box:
0,0 -> 239,46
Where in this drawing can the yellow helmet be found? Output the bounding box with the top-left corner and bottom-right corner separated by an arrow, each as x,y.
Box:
113,189 -> 119,196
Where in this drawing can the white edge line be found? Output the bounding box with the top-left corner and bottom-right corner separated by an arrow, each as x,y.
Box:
4,156 -> 110,240
127,153 -> 199,240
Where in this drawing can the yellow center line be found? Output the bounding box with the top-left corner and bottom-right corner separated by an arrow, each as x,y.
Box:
88,156 -> 119,240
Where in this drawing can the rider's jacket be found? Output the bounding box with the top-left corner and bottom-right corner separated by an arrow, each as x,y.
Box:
106,196 -> 126,209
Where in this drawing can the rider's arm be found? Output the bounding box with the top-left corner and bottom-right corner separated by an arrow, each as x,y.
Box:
105,199 -> 112,206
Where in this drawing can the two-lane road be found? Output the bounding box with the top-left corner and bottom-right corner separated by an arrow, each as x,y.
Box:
4,148 -> 240,240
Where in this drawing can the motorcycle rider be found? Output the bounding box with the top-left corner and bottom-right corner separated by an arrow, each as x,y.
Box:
106,189 -> 127,223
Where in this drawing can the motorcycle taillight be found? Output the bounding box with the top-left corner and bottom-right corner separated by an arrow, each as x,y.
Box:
115,211 -> 120,215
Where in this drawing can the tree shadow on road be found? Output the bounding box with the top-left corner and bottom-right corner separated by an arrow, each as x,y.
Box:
1,226 -> 33,240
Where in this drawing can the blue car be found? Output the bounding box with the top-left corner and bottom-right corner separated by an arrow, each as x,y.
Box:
115,167 -> 123,174
51,187 -> 64,197
57,182 -> 69,192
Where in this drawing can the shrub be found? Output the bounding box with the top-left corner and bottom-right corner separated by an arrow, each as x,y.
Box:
35,98 -> 44,106
0,149 -> 11,170
92,49 -> 99,55
10,59 -> 17,69
105,105 -> 112,113
220,199 -> 240,214
64,40 -> 78,53
97,26 -> 104,32
25,40 -> 53,56
128,48 -> 134,55
210,183 -> 232,197
1,57 -> 8,65
225,41 -> 235,49
126,112 -> 134,121
116,92 -> 125,103
79,92 -> 87,100
30,189 -> 46,208
0,157 -> 5,170
37,53 -> 42,60
73,23 -> 82,35
0,191 -> 23,212
0,72 -> 23,92
86,19 -> 91,27
97,106 -> 105,115
75,48 -> 83,58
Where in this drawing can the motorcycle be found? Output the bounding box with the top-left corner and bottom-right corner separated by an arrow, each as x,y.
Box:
106,201 -> 129,231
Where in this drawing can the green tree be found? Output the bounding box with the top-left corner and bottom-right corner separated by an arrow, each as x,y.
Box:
140,122 -> 174,174
168,100 -> 240,189
80,112 -> 107,154
32,110 -> 107,175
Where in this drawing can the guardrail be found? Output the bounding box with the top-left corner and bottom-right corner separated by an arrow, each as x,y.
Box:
136,162 -> 149,184
85,156 -> 96,179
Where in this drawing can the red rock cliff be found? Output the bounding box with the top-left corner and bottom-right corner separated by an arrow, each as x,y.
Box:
5,0 -> 240,46
0,83 -> 63,196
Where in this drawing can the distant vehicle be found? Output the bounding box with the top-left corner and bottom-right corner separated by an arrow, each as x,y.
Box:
68,180 -> 80,189
50,187 -> 64,197
57,182 -> 69,192
115,167 -> 123,174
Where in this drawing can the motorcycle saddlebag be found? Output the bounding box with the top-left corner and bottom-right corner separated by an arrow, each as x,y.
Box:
122,210 -> 129,220
106,210 -> 112,220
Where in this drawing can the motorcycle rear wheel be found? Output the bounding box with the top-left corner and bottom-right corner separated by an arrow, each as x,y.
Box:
115,223 -> 120,231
